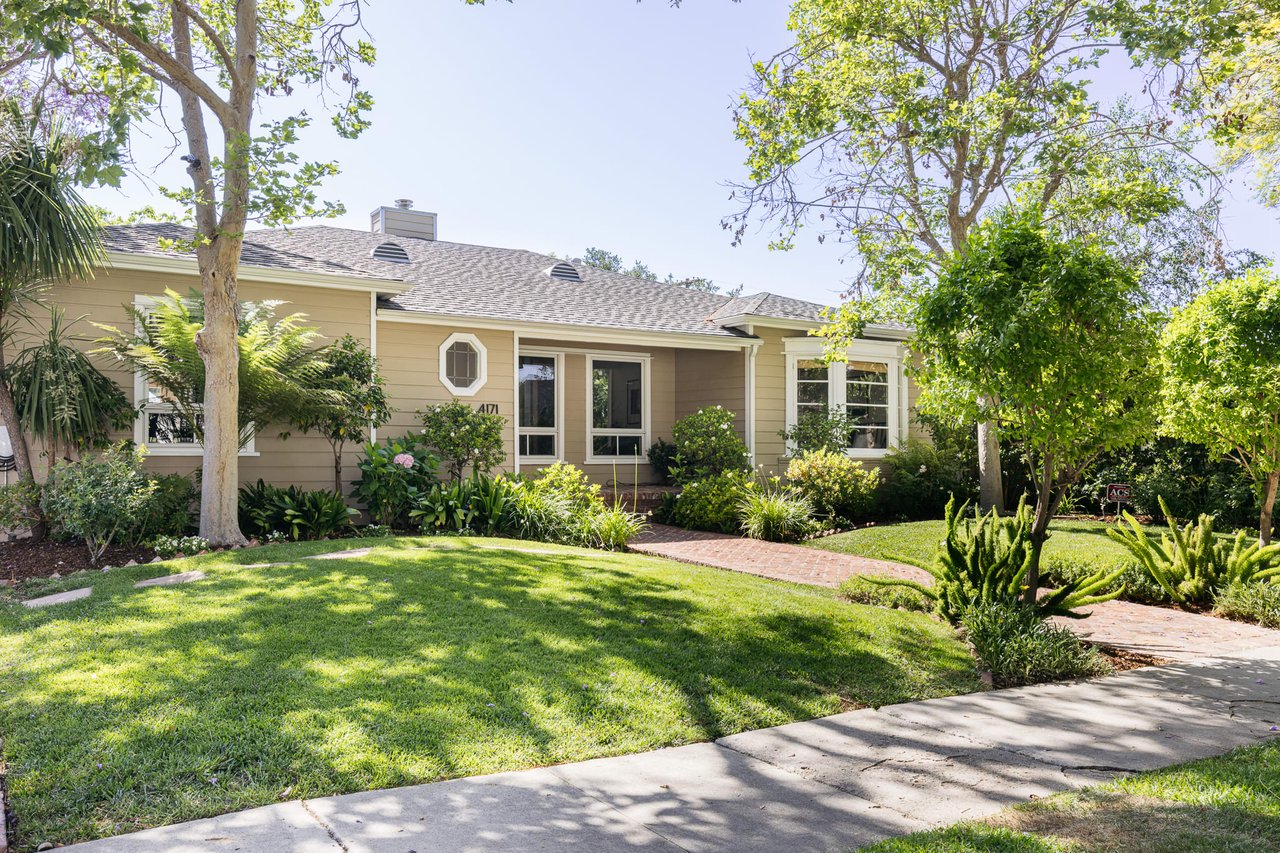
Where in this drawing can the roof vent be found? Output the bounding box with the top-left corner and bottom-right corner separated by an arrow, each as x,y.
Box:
372,241 -> 411,263
546,261 -> 582,282
394,198 -> 414,210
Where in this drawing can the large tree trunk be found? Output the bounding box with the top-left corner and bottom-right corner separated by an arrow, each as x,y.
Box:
1261,469 -> 1280,547
196,243 -> 247,547
977,416 -> 1004,513
0,338 -> 45,541
1023,455 -> 1058,605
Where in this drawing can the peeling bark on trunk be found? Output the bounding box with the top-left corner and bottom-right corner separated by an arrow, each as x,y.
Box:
977,416 -> 1004,513
1261,470 -> 1279,547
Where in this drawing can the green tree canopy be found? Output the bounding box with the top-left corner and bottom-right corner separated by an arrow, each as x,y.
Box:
577,247 -> 735,295
914,209 -> 1161,596
1159,268 -> 1280,544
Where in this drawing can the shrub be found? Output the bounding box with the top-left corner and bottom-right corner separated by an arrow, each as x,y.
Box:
149,534 -> 212,560
411,473 -> 516,535
502,484 -> 577,543
418,400 -> 507,480
129,473 -> 196,544
785,448 -> 879,524
778,407 -> 858,454
670,471 -> 755,533
1214,582 -> 1280,629
530,462 -> 601,511
0,479 -> 42,534
1108,497 -> 1280,605
238,480 -> 356,541
352,435 -> 440,527
646,438 -> 678,484
961,601 -> 1112,687
581,505 -> 647,551
878,438 -> 977,520
867,498 -> 1126,625
838,575 -> 931,612
41,444 -> 156,566
668,406 -> 750,484
738,488 -> 813,542
1042,556 -> 1168,605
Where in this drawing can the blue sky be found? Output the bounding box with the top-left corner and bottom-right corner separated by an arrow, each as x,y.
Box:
84,0 -> 1277,305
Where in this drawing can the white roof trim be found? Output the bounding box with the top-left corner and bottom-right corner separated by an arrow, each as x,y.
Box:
103,251 -> 410,296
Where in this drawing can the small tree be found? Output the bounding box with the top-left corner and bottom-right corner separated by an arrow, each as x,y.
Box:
96,290 -> 340,447
1159,269 -> 1280,545
914,210 -> 1160,602
293,335 -> 392,494
418,401 -> 506,481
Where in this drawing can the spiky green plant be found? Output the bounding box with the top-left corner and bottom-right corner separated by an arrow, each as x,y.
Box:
7,308 -> 133,459
94,289 -> 341,447
1108,496 -> 1280,605
866,497 -> 1126,625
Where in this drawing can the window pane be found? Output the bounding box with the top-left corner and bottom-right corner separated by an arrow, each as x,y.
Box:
520,434 -> 556,457
592,360 -> 643,429
593,435 -> 616,456
846,383 -> 889,405
796,360 -> 828,382
849,427 -> 889,449
148,411 -> 199,444
846,405 -> 890,427
446,341 -> 478,388
616,436 -> 642,456
846,361 -> 888,384
519,355 -> 556,428
797,382 -> 828,405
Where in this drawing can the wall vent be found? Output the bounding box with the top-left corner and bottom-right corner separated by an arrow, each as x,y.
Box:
546,261 -> 582,282
372,242 -> 411,263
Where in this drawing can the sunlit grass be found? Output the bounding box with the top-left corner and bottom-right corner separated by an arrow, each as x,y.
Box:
0,536 -> 980,846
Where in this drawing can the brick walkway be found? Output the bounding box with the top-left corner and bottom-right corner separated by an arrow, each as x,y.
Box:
631,524 -> 1280,662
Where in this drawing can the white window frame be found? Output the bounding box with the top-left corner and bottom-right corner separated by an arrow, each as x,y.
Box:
585,353 -> 651,465
439,331 -> 488,397
133,295 -> 257,457
517,348 -> 563,465
783,338 -> 906,460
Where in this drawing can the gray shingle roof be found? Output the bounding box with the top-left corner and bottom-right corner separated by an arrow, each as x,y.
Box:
102,224 -> 841,340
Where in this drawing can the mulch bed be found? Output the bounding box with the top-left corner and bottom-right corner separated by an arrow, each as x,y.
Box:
0,539 -> 155,584
1091,644 -> 1171,672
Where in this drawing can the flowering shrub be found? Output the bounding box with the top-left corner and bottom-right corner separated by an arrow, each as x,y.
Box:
778,407 -> 858,454
352,436 -> 440,527
41,444 -> 156,566
149,534 -> 212,559
418,401 -> 507,480
668,406 -> 751,485
786,449 -> 880,525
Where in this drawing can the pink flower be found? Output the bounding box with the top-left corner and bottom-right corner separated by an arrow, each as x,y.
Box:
393,453 -> 414,469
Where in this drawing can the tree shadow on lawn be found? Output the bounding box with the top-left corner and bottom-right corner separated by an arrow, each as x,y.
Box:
0,539 -> 978,846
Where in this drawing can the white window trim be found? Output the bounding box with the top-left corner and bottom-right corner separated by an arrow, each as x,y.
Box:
585,353 -> 651,465
133,295 -> 258,457
439,331 -> 488,397
783,338 -> 905,460
517,348 -> 564,466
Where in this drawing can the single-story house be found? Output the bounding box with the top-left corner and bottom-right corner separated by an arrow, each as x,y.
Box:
6,200 -> 921,490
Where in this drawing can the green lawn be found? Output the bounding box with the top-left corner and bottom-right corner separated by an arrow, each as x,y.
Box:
810,518 -> 1136,577
0,537 -> 981,847
859,739 -> 1280,852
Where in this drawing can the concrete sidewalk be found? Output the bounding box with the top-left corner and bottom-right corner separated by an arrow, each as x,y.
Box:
62,646 -> 1280,853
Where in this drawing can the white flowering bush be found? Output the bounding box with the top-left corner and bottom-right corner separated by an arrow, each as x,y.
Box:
418,401 -> 507,480
667,406 -> 751,485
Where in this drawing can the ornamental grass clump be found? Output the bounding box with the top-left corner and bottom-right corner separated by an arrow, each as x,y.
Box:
865,497 -> 1127,626
738,487 -> 814,542
1108,496 -> 1280,605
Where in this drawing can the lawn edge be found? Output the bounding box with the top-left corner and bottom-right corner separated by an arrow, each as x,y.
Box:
1,735 -> 10,853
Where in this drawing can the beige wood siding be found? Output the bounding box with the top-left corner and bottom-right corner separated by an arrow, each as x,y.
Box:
751,325 -> 794,475
673,349 -> 747,440
6,268 -> 374,492
378,322 -> 516,472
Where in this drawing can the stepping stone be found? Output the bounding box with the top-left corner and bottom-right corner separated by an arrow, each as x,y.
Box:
23,587 -> 91,608
304,548 -> 373,561
133,570 -> 206,589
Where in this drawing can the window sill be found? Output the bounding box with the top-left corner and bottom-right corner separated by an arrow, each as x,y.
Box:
585,456 -> 650,467
144,447 -> 261,458
520,456 -> 561,466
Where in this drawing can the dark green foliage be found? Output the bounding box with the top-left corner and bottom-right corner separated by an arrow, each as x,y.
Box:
411,473 -> 516,535
7,308 -> 133,458
41,445 -> 155,565
1214,581 -> 1280,629
646,438 -> 678,484
127,473 -> 196,544
878,438 -> 978,520
418,400 -> 507,481
961,601 -> 1111,687
866,498 -> 1126,625
667,406 -> 751,485
238,480 -> 356,541
1108,497 -> 1280,604
777,407 -> 859,454
351,435 -> 440,528
669,471 -> 755,534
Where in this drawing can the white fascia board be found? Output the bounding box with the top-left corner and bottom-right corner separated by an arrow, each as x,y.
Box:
719,312 -> 913,341
377,308 -> 760,352
103,252 -> 409,296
